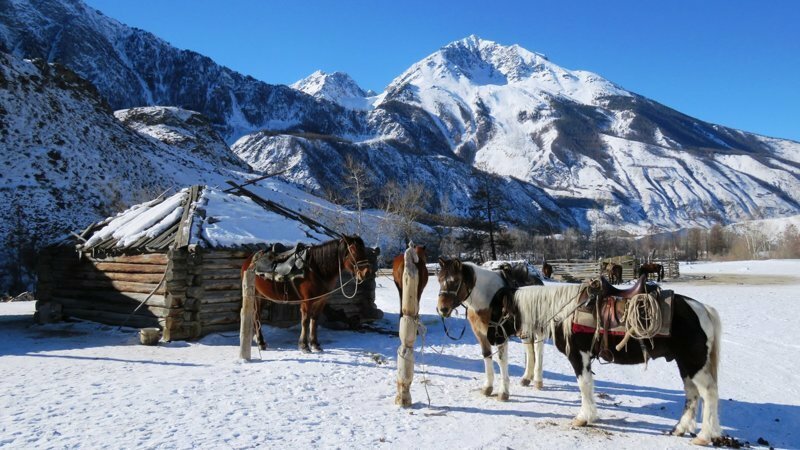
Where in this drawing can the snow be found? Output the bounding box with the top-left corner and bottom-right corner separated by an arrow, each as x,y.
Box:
1,259 -> 797,448
196,187 -> 329,247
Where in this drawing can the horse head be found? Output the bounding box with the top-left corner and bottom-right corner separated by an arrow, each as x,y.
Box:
340,235 -> 372,282
436,257 -> 475,317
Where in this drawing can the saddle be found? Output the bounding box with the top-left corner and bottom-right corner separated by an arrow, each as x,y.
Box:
253,243 -> 309,282
573,275 -> 673,362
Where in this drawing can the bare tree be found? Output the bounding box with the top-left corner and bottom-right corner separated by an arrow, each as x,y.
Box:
381,180 -> 430,246
342,154 -> 374,236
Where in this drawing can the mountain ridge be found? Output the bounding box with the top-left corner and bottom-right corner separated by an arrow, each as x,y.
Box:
1,0 -> 799,236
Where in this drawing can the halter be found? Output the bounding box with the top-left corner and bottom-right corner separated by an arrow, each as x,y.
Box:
437,270 -> 473,310
341,237 -> 370,284
437,264 -> 473,341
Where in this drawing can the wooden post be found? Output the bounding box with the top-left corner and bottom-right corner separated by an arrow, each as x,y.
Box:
396,243 -> 419,407
239,264 -> 256,361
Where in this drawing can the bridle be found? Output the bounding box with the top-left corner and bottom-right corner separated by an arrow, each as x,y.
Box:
437,269 -> 473,311
437,264 -> 473,340
341,237 -> 370,285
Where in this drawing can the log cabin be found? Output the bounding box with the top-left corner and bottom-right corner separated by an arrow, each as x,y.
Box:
35,185 -> 381,340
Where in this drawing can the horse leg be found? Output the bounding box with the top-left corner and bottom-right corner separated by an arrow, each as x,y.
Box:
691,367 -> 721,445
497,341 -> 510,401
256,324 -> 267,350
671,375 -> 700,437
569,350 -> 598,426
521,339 -> 534,386
298,305 -> 311,353
476,333 -> 495,396
533,333 -> 544,389
521,336 -> 544,389
309,300 -> 325,352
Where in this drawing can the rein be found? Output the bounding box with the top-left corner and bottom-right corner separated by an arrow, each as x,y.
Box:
440,305 -> 468,341
438,270 -> 474,341
249,237 -> 368,304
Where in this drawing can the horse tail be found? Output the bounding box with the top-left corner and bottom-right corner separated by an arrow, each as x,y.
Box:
705,305 -> 722,383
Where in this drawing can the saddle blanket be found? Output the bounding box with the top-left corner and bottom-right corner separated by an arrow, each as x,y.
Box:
572,290 -> 674,337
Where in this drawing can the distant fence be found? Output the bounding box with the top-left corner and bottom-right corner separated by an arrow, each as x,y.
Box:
548,257 -> 679,283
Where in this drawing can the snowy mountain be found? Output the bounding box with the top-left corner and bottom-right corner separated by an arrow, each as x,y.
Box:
369,35 -> 800,231
114,106 -> 251,173
291,70 -> 374,111
0,52 -> 257,291
2,0 -> 799,236
0,0 -> 365,140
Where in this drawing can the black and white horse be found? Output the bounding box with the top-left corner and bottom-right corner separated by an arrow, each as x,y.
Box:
511,282 -> 723,445
436,258 -> 546,401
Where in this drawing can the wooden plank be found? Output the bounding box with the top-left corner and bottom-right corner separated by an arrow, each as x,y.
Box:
90,262 -> 167,273
51,289 -> 170,308
190,261 -> 243,272
200,290 -> 242,304
67,270 -> 171,283
81,254 -> 169,264
199,267 -> 242,280
60,307 -> 162,328
175,185 -> 200,249
52,296 -> 180,318
200,312 -> 241,326
59,279 -> 166,295
202,279 -> 242,291
201,302 -> 242,314
201,249 -> 253,259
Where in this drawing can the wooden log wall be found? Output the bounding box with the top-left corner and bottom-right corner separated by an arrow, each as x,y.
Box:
189,249 -> 300,336
36,245 -> 381,340
36,247 -> 190,337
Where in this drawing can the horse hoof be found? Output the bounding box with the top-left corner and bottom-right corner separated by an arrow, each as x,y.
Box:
572,418 -> 589,427
311,345 -> 323,353
690,436 -> 711,446
520,378 -> 531,387
497,392 -> 509,402
395,394 -> 412,407
534,380 -> 544,390
299,345 -> 311,353
481,386 -> 493,396
259,343 -> 267,351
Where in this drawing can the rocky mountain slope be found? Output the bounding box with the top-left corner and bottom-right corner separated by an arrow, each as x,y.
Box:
0,0 -> 364,140
0,52 -> 251,291
2,0 -> 799,236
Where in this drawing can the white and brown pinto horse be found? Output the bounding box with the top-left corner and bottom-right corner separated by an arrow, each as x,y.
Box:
511,282 -> 723,445
436,257 -> 545,401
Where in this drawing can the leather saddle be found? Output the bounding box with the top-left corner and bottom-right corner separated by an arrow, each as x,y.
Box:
598,274 -> 650,329
253,243 -> 309,282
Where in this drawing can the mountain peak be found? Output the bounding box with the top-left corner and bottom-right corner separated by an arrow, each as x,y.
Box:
291,70 -> 373,110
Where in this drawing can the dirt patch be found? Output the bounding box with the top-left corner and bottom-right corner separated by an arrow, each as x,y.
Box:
669,273 -> 800,286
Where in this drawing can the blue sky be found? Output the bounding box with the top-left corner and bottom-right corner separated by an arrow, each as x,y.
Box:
84,0 -> 800,141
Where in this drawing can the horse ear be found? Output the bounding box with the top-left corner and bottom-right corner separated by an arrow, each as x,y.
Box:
438,256 -> 446,267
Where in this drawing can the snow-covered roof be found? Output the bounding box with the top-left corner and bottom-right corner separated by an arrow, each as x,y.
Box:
77,185 -> 331,254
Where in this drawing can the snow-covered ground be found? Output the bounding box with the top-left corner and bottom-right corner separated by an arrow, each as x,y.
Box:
1,260 -> 797,449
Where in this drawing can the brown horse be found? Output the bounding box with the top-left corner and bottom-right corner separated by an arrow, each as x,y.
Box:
392,243 -> 429,318
541,261 -> 553,279
638,262 -> 665,282
241,235 -> 372,353
605,263 -> 623,284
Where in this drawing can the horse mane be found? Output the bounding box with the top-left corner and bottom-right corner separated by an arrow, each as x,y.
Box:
513,284 -> 584,344
461,263 -> 476,290
307,238 -> 345,277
